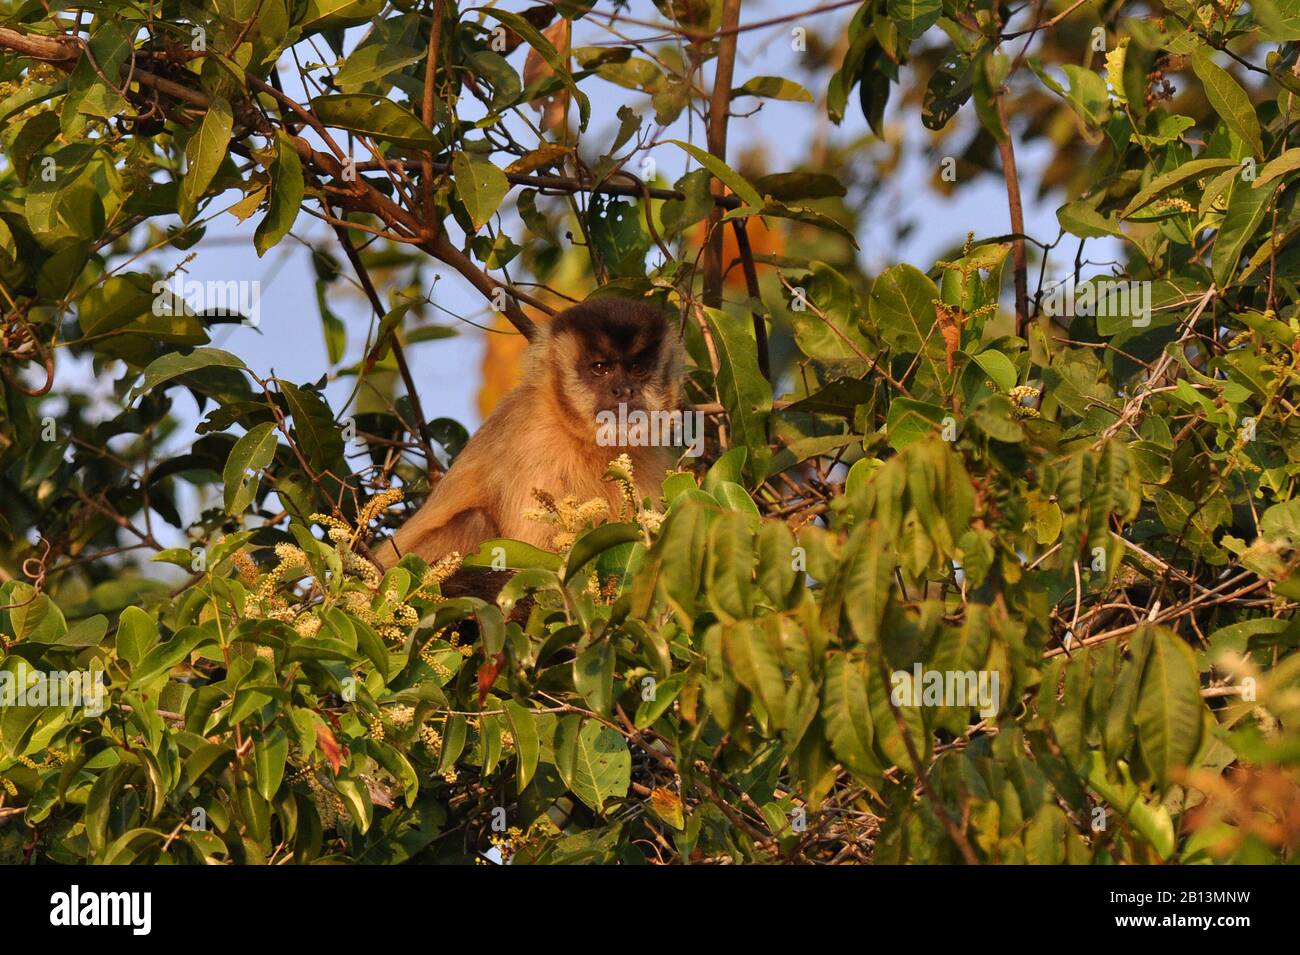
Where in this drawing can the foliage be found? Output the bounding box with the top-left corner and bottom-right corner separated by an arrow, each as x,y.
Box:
2,0 -> 1300,863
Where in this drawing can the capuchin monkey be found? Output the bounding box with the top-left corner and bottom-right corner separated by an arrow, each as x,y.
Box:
375,298 -> 685,566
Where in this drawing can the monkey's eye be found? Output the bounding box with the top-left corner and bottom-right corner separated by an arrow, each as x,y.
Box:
628,362 -> 646,376
591,361 -> 611,376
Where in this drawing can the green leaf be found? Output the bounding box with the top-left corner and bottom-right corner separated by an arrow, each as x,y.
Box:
1255,0 -> 1300,40
452,152 -> 509,232
311,94 -> 437,150
922,52 -> 974,131
1135,628 -> 1205,791
553,713 -> 580,789
300,0 -> 386,31
887,0 -> 942,40
870,264 -> 940,372
179,97 -> 233,223
752,172 -> 846,201
462,538 -> 563,571
1213,177 -> 1277,287
503,700 -> 540,794
1057,199 -> 1125,239
128,625 -> 211,689
280,382 -> 344,471
1190,47 -> 1263,157
1060,65 -> 1110,131
972,349 -> 1017,392
568,720 -> 631,815
723,619 -> 786,727
367,740 -> 420,807
633,673 -> 685,729
886,398 -> 946,452
1084,751 -> 1176,858
1255,147 -> 1300,187
334,776 -> 373,834
732,76 -> 813,102
840,521 -> 894,646
791,261 -> 871,360
701,306 -> 772,476
437,714 -> 468,773
823,651 -> 879,778
573,640 -> 615,715
1121,158 -> 1240,218
222,422 -> 279,515
254,132 -> 304,257
667,140 -> 763,210
116,607 -> 159,667
131,348 -> 247,398
254,726 -> 288,802
564,523 -> 643,583
5,584 -> 66,642
85,763 -> 133,853
56,614 -> 108,648
100,828 -> 167,865
334,43 -> 425,93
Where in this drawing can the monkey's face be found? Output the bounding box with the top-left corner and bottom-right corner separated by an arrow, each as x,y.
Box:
547,299 -> 682,423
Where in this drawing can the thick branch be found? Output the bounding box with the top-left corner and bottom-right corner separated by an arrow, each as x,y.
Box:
421,0 -> 446,233
0,27 -> 78,63
995,94 -> 1030,338
702,0 -> 742,309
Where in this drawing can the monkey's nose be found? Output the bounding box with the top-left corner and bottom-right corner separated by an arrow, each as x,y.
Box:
611,383 -> 634,401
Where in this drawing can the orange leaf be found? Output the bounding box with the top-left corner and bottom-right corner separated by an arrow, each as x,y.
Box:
477,651 -> 506,707
935,302 -> 963,373
648,787 -> 686,830
524,19 -> 571,132
315,721 -> 343,776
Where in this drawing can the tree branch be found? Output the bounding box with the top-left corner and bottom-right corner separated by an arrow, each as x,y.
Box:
995,93 -> 1030,338
702,0 -> 742,309
421,0 -> 446,234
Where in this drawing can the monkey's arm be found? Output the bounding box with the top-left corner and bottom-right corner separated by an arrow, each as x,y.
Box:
376,505 -> 500,568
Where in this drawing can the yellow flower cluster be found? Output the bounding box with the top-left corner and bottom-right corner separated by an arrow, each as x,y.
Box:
238,543 -> 310,626
524,490 -> 610,552
233,489 -> 462,652
636,508 -> 664,535
419,724 -> 443,753
604,453 -> 639,521
1008,384 -> 1042,419
522,454 -> 661,551
388,705 -> 415,728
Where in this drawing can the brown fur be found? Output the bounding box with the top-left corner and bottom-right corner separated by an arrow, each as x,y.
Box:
375,299 -> 683,566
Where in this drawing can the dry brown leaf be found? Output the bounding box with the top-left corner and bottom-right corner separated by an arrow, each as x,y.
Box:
524,19 -> 571,132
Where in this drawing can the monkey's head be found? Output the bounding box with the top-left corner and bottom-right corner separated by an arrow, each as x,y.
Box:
542,298 -> 683,423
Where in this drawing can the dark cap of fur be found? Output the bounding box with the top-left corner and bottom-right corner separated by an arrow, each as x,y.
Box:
549,298 -> 668,357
